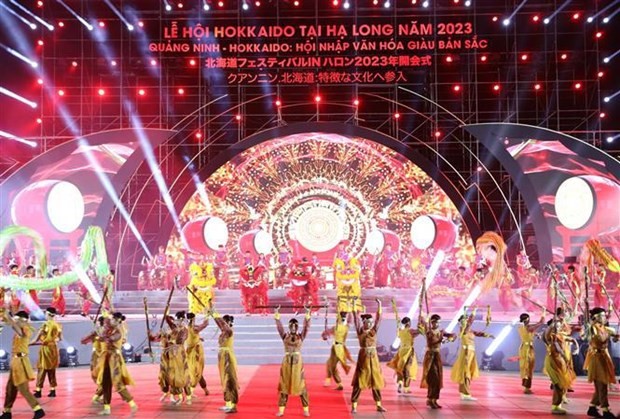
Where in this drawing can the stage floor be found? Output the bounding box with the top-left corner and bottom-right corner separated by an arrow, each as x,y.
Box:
1,363 -> 615,418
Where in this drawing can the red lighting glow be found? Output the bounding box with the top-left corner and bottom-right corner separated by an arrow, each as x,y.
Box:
177,2 -> 184,8
37,0 -> 43,7
189,59 -> 197,66
453,85 -> 461,92
111,60 -> 117,66
58,21 -> 64,27
138,21 -> 144,28
314,95 -> 321,103
195,132 -> 202,139
37,78 -> 43,85
534,83 -> 541,91
275,99 -> 282,107
37,40 -> 44,46
560,53 -> 568,60
138,89 -> 146,96
532,15 -> 540,22
595,31 -> 603,38
445,55 -> 453,63
293,0 -> 300,6
394,112 -> 400,119
255,1 -> 261,6
600,112 -> 606,118
98,21 -> 105,28
218,1 -> 224,6
150,59 -> 157,66
572,12 -> 580,20
480,55 -> 488,62
58,89 -> 65,97
332,0 -> 339,5
97,88 -> 105,96
492,16 -> 498,22
353,99 -> 359,106
493,84 -> 501,92
434,131 -> 441,138
521,54 -> 528,61
235,114 -> 242,121
598,71 -> 604,78
177,88 -> 185,95
574,82 -> 582,90
36,118 -> 42,124
71,61 -> 78,67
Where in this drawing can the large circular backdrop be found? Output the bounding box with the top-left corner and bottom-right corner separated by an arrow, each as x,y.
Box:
169,132 -> 475,266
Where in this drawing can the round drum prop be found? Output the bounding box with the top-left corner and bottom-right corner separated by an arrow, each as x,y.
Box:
410,215 -> 457,250
364,229 -> 385,255
11,179 -> 85,234
182,216 -> 229,253
253,229 -> 274,255
555,175 -> 620,232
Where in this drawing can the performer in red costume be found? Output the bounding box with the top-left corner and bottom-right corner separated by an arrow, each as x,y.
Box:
287,258 -> 319,312
50,269 -> 66,316
239,264 -> 269,314
374,243 -> 396,288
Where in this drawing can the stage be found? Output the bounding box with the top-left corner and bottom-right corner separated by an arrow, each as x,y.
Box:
0,362 -> 611,418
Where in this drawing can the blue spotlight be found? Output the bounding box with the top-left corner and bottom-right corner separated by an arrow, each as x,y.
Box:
0,86 -> 37,108
0,130 -> 36,147
55,0 -> 93,31
0,2 -> 37,29
9,0 -> 54,30
0,43 -> 38,67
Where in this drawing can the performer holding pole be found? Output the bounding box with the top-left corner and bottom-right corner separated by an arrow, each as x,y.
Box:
420,314 -> 455,409
186,312 -> 210,399
450,309 -> 494,400
0,311 -> 46,419
32,307 -> 63,399
80,317 -> 106,404
518,310 -> 546,394
350,298 -> 386,414
386,298 -> 421,394
212,310 -> 240,413
321,310 -> 353,390
543,317 -> 573,415
274,305 -> 312,417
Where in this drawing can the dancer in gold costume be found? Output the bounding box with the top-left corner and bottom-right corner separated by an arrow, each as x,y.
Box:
321,311 -> 353,390
543,318 -> 573,415
212,312 -> 239,413
32,307 -> 63,399
188,261 -> 216,314
420,314 -> 455,409
386,307 -> 421,394
80,316 -> 106,404
518,311 -> 546,394
185,312 -> 210,400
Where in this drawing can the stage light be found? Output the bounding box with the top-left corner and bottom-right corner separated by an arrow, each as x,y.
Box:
606,134 -> 619,144
502,18 -> 510,26
71,61 -> 78,67
177,88 -> 185,95
422,1 -> 429,8
189,58 -> 197,66
97,88 -> 105,96
373,0 -> 379,5
314,95 -> 321,103
445,55 -> 453,63
0,87 -> 37,108
534,83 -> 541,91
453,0 -> 459,3
560,53 -> 567,60
453,85 -> 461,92
596,31 -> 603,38
464,0 -> 471,6
195,132 -> 202,139
477,166 -> 482,172
485,320 -> 518,357
37,39 -> 44,46
574,82 -> 582,90
255,1 -> 261,6
603,17 -> 610,24
127,24 -> 134,31
46,181 -> 85,233
0,349 -> 8,370
0,44 -> 38,67
543,18 -> 550,24
445,284 -> 482,333
165,4 -> 172,11
55,0 -> 93,30
0,2 -> 37,30
138,21 -> 144,27
111,60 -> 117,66
394,112 -> 400,119
600,112 -> 606,118
383,0 -> 390,8
177,2 -> 183,8
275,99 -> 282,107
36,118 -> 42,124
9,0 -> 54,30
150,59 -> 157,66
293,1 -> 300,6
587,16 -> 594,23
103,0 -> 134,32
37,0 -> 43,6
520,54 -> 528,61
604,97 -> 610,103
532,15 -> 540,22
332,0 -> 338,5
242,1 -> 249,10
218,0 -> 224,6
122,343 -> 135,362
235,114 -> 242,121
353,98 -> 359,106
480,55 -> 487,62
493,84 -> 500,92
572,12 -> 579,20
492,16 -> 498,22
138,89 -> 146,96
0,130 -> 36,147
98,21 -> 105,28
58,21 -> 64,27
434,131 -> 441,138
37,78 -> 43,85
343,1 -> 350,8
65,346 -> 78,367
598,71 -> 604,78
604,57 -> 610,63
58,89 -> 65,96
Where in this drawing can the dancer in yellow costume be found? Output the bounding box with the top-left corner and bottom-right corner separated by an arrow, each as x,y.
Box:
274,306 -> 312,417
543,318 -> 573,415
321,311 -> 353,390
212,311 -> 239,413
420,314 -> 455,409
93,312 -> 137,416
518,311 -> 545,394
188,260 -> 216,314
351,298 -> 386,414
81,316 -> 106,404
0,310 -> 45,419
387,306 -> 421,394
148,318 -> 173,402
164,311 -> 191,404
32,307 -> 63,399
334,255 -> 362,313
185,312 -> 210,400
450,310 -> 494,400
584,307 -> 619,419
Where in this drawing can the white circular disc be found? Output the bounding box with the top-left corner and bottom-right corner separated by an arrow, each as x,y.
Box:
46,181 -> 85,233
364,229 -> 385,255
295,205 -> 343,253
254,229 -> 274,255
203,216 -> 229,250
410,215 -> 436,250
555,176 -> 595,230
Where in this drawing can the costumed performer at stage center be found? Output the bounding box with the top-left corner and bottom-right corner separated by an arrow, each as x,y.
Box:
450,309 -> 494,401
239,264 -> 269,314
188,261 -> 216,314
420,314 -> 455,409
211,311 -> 239,413
32,307 -> 63,399
274,305 -> 312,417
387,298 -> 421,394
518,311 -> 546,394
321,311 -> 353,390
543,317 -> 573,415
185,312 -> 210,399
287,258 -> 320,312
148,317 -> 173,402
351,298 -> 386,414
0,310 -> 46,419
583,307 -> 619,419
334,252 -> 363,313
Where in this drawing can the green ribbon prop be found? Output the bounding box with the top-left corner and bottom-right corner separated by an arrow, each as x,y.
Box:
0,225 -> 110,291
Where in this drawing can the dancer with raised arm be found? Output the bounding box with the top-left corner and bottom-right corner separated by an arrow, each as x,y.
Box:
32,307 -> 63,399
212,311 -> 239,413
518,311 -> 546,394
420,314 -> 455,409
322,311 -> 353,390
274,305 -> 311,417
387,298 -> 421,394
351,298 -> 386,414
186,312 -> 210,400
543,318 -> 573,415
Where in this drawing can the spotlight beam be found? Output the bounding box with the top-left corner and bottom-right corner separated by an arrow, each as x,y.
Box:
55,0 -> 93,31
0,129 -> 36,147
445,284 -> 482,333
503,0 -> 529,25
0,86 -> 37,108
71,257 -> 103,304
603,89 -> 620,102
0,43 -> 38,67
484,320 -> 518,356
603,48 -> 620,63
544,0 -> 573,24
0,2 -> 36,29
9,0 -> 54,30
102,0 -> 134,30
603,7 -> 620,22
588,0 -> 620,21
